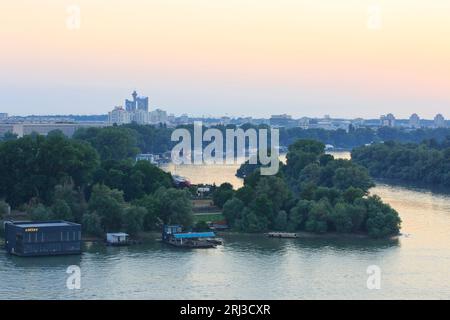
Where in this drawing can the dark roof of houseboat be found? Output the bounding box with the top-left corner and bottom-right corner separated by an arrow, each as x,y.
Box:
8,220 -> 80,228
173,232 -> 215,239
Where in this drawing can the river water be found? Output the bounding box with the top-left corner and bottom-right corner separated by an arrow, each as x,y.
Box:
1,152 -> 450,299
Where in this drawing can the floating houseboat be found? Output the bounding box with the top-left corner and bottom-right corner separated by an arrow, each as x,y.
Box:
162,225 -> 221,248
4,220 -> 82,257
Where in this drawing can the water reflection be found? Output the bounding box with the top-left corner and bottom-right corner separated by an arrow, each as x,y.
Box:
4,252 -> 81,269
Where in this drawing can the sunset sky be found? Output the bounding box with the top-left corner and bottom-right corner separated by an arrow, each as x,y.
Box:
1,0 -> 449,118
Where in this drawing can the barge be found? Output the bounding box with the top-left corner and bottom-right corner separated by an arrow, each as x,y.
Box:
268,232 -> 299,239
162,225 -> 221,248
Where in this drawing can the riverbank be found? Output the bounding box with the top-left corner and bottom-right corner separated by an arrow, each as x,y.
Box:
79,229 -> 398,244
217,230 -> 400,241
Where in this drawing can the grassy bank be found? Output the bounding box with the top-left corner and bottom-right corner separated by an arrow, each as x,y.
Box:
193,213 -> 224,223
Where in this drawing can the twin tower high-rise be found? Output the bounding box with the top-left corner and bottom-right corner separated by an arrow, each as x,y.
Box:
108,91 -> 168,125
125,90 -> 149,112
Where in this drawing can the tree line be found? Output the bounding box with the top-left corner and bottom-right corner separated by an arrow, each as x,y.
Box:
352,137 -> 450,188
3,122 -> 450,153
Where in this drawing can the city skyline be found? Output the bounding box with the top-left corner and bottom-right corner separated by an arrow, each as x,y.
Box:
1,0 -> 450,118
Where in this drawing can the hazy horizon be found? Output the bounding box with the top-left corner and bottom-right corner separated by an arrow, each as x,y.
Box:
1,0 -> 449,118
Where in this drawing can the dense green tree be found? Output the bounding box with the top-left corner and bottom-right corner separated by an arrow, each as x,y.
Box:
52,182 -> 87,222
285,140 -> 325,179
329,202 -> 353,233
29,204 -> 52,221
236,208 -> 268,232
364,196 -> 401,238
82,212 -> 103,236
88,184 -> 126,232
122,206 -> 147,236
0,133 -> 99,207
249,194 -> 274,229
304,199 -> 331,233
274,210 -> 288,231
0,132 -> 18,142
51,199 -> 73,221
212,183 -> 235,208
0,200 -> 10,217
253,176 -> 291,215
132,194 -> 161,230
95,160 -> 172,201
73,126 -> 140,161
287,200 -> 311,231
332,166 -> 374,192
234,185 -> 255,205
352,140 -> 450,188
153,187 -> 193,227
342,187 -> 365,203
222,198 -> 245,227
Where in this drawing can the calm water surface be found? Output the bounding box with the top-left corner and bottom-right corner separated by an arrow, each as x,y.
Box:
1,152 -> 450,299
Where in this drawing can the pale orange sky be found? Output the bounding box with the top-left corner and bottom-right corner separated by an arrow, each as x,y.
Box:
0,0 -> 449,118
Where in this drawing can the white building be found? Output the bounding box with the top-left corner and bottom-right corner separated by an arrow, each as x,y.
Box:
434,114 -> 446,128
149,109 -> 168,124
409,113 -> 421,128
0,113 -> 8,121
106,233 -> 129,245
132,109 -> 150,125
380,113 -> 396,127
352,118 -> 365,128
108,106 -> 131,125
298,117 -> 310,129
136,153 -> 158,164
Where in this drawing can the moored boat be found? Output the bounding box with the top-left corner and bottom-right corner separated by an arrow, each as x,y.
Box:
162,225 -> 221,248
268,232 -> 299,239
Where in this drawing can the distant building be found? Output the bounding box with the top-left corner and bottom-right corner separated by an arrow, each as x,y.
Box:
298,117 -> 310,129
108,91 -> 170,125
380,113 -> 396,127
149,109 -> 168,124
352,118 -> 365,128
177,114 -> 189,124
434,114 -> 446,128
220,116 -> 231,125
136,153 -> 158,164
132,109 -> 150,125
125,90 -> 149,112
108,106 -> 131,125
409,113 -> 421,128
270,114 -> 293,127
0,113 -> 8,121
316,119 -> 334,130
0,122 -> 107,138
